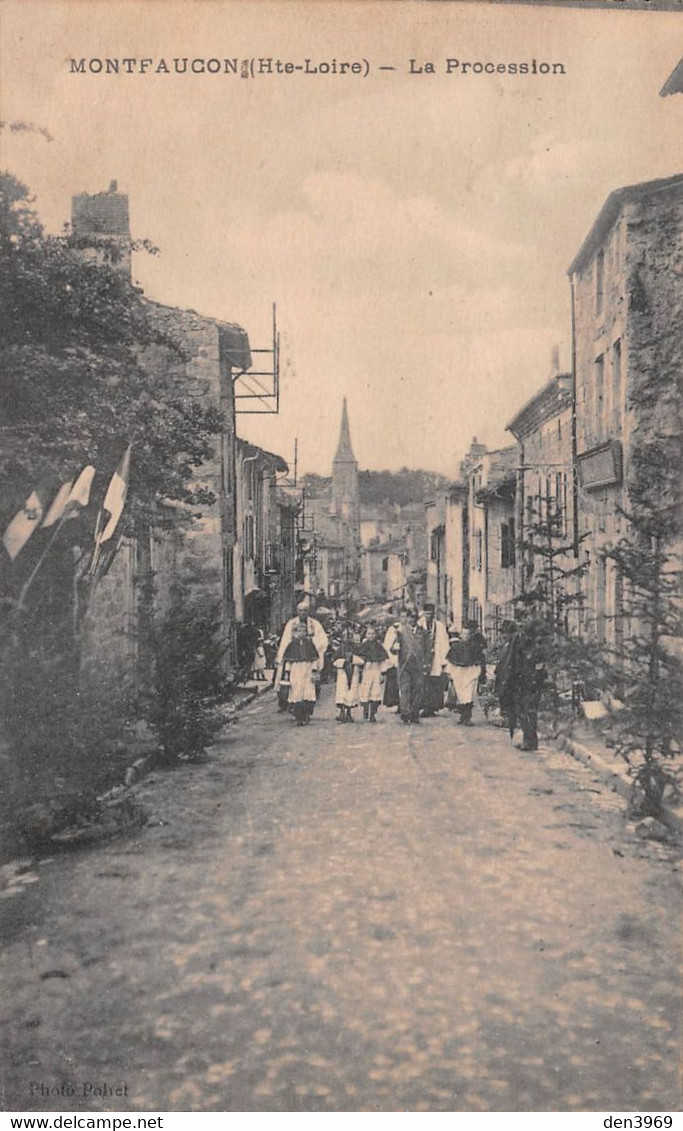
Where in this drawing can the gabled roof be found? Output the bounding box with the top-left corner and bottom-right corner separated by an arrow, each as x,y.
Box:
568,174 -> 683,276
507,374 -> 573,440
237,437 -> 288,474
477,446 -> 517,498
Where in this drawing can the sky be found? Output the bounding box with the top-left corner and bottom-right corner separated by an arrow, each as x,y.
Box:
1,0 -> 682,478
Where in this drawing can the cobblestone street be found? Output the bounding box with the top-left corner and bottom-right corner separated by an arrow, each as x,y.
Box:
1,688 -> 681,1113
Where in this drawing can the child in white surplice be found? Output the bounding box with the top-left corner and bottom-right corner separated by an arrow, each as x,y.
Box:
281,622 -> 319,726
359,625 -> 389,722
333,631 -> 364,723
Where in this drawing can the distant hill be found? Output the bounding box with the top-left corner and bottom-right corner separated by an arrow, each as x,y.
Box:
300,468 -> 451,506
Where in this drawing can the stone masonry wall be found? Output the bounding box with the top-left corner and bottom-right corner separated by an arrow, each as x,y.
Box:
79,302 -> 237,692
573,184 -> 683,646
79,539 -> 137,704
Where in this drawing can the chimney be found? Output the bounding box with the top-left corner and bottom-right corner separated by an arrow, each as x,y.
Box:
550,344 -> 561,376
71,182 -> 131,278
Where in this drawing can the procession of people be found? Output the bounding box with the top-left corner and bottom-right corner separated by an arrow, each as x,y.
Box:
261,594 -> 547,746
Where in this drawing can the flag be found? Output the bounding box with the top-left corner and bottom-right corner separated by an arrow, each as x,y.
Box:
41,480 -> 74,528
64,465 -> 96,516
95,446 -> 131,545
41,465 -> 95,529
2,491 -> 44,560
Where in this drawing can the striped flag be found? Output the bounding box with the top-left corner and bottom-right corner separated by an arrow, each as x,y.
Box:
2,491 -> 44,560
41,466 -> 96,528
64,465 -> 96,516
41,480 -> 74,528
95,446 -> 132,545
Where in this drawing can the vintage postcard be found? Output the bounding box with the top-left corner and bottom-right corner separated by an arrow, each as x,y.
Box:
0,0 -> 681,1118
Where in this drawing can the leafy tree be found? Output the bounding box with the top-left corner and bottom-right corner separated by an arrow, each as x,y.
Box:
0,168 -> 227,846
359,468 -> 451,506
150,576 -> 226,764
0,171 -> 223,541
300,468 -> 451,506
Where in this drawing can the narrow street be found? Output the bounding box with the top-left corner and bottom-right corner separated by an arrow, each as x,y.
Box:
1,688 -> 680,1113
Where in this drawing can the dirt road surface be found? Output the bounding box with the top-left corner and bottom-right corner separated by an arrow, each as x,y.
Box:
1,688 -> 680,1112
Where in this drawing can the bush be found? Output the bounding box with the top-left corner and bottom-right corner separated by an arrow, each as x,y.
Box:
150,580 -> 226,763
0,621 -> 136,857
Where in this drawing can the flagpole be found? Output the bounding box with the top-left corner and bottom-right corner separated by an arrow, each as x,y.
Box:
15,510 -> 70,613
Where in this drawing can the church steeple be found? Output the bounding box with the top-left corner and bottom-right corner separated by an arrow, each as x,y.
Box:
332,397 -> 359,517
330,397 -> 361,592
334,397 -> 356,464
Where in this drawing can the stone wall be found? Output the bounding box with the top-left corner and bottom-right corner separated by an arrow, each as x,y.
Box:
79,301 -> 242,690
572,181 -> 683,647
79,539 -> 137,705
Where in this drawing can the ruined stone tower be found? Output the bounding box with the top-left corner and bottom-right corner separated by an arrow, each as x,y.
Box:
71,180 -> 132,278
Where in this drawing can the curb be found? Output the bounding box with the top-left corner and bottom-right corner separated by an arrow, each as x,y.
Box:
557,734 -> 632,803
121,683 -> 273,788
557,734 -> 683,836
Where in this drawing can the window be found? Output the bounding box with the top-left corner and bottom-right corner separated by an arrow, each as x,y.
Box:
612,339 -> 622,434
501,520 -> 516,569
224,546 -> 233,608
595,355 -> 605,440
595,249 -> 605,316
475,529 -> 483,571
595,553 -> 607,643
243,514 -> 255,559
554,473 -> 562,535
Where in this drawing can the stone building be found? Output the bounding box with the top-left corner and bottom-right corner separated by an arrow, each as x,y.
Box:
569,173 -> 683,650
506,369 -> 575,626
425,496 -> 446,615
70,181 -> 258,690
444,482 -> 469,632
233,439 -> 298,633
360,501 -> 426,604
465,446 -> 517,635
361,539 -> 408,602
425,440 -> 516,638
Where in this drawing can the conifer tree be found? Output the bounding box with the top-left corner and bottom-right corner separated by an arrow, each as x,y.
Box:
519,491 -> 605,731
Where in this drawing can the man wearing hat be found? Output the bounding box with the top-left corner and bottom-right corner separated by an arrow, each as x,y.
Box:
418,602 -> 450,716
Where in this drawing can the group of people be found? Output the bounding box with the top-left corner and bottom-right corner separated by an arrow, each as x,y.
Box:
271,599 -> 507,731
383,606 -> 488,727
272,597 -> 548,746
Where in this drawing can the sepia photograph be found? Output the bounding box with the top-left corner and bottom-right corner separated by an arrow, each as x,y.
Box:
0,0 -> 681,1117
